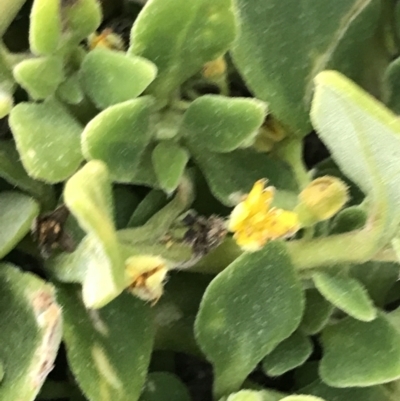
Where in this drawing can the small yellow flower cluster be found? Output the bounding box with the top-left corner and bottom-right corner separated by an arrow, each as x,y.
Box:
228,180 -> 299,252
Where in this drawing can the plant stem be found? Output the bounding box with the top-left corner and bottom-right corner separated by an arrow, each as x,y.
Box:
275,138 -> 310,189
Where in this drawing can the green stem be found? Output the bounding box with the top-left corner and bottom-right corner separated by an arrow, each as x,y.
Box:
275,138 -> 310,189
286,227 -> 379,270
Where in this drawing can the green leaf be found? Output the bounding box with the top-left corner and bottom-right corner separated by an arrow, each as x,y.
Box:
0,0 -> 27,37
139,372 -> 191,401
82,97 -> 154,182
383,56 -> 400,114
300,289 -> 334,335
29,0 -> 61,55
113,186 -> 140,230
152,141 -> 189,193
0,191 -> 39,258
195,241 -> 304,398
188,146 -> 297,206
13,56 -> 64,100
225,389 -> 284,401
302,380 -> 393,401
57,284 -> 154,401
153,272 -> 211,356
312,270 -> 376,322
64,161 -> 125,308
0,89 -> 13,118
320,313 -> 400,386
329,206 -> 367,235
62,0 -> 102,43
9,98 -> 83,183
183,95 -> 267,152
311,70 -> 400,247
127,189 -> 168,228
262,331 -> 312,377
56,73 -> 84,105
0,263 -> 62,400
44,234 -> 91,284
0,140 -> 54,207
80,48 -> 157,109
281,397 -> 325,401
231,0 -> 380,136
350,262 -> 400,307
129,0 -> 236,98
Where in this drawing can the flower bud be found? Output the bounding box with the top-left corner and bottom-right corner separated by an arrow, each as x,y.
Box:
202,56 -> 227,79
125,255 -> 168,304
295,176 -> 349,226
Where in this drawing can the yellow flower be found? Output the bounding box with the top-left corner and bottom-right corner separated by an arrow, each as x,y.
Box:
228,180 -> 299,251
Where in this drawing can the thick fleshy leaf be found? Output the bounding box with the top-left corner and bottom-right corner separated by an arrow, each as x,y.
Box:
0,0 -> 27,37
350,261 -> 400,307
113,186 -> 140,230
0,89 -> 13,118
300,289 -> 334,335
152,142 -> 189,193
320,313 -> 400,387
183,96 -> 267,152
9,98 -> 83,183
118,175 -> 194,246
195,241 -> 304,397
0,263 -> 62,400
302,379 -> 393,401
57,284 -> 154,401
312,271 -> 376,322
262,331 -> 312,377
62,0 -> 101,43
13,56 -> 64,100
139,372 -> 190,401
225,389 -> 284,401
231,0 -> 380,136
188,145 -> 297,206
81,97 -> 153,182
281,397 -> 325,401
29,0 -> 61,55
56,73 -> 84,105
311,70 -> 400,248
0,141 -> 54,207
383,56 -> 400,114
0,191 -> 39,258
153,273 -> 211,356
80,48 -> 157,109
64,161 -> 125,308
127,189 -> 167,228
129,0 -> 236,98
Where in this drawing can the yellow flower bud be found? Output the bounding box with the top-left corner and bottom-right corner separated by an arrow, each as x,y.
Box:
295,176 -> 349,226
88,29 -> 125,51
202,56 -> 227,79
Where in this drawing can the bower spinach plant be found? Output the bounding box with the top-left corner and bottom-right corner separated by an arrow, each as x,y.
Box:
1,0 -> 400,400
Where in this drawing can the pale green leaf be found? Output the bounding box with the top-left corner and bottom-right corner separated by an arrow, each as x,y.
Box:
195,241 -> 304,398
57,284 -> 154,401
0,263 -> 62,400
0,191 -> 39,258
320,313 -> 400,386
